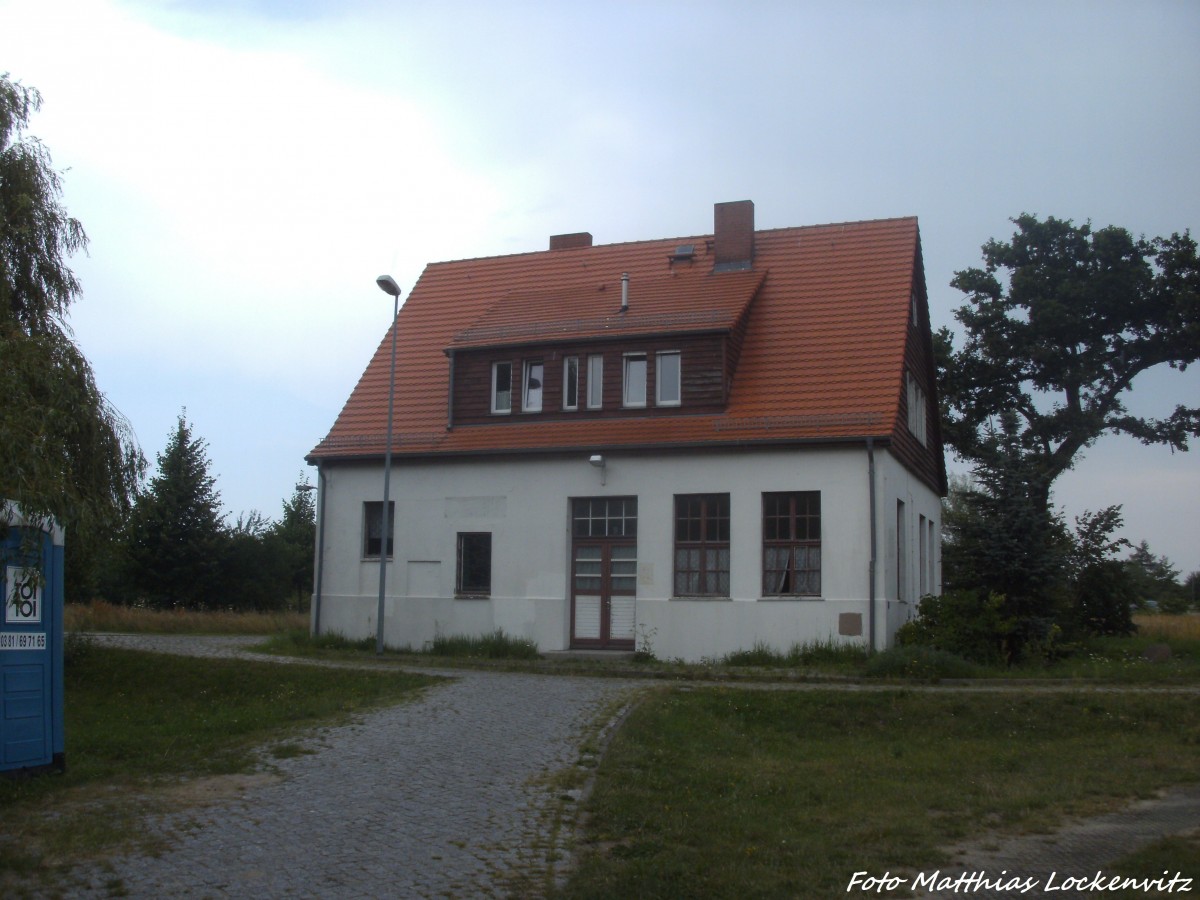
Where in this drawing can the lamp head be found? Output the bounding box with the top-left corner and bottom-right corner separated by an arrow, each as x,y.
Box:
376,275 -> 402,298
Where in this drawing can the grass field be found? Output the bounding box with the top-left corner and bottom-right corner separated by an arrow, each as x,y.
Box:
556,687 -> 1200,899
46,604 -> 1200,896
65,600 -> 307,634
0,641 -> 437,894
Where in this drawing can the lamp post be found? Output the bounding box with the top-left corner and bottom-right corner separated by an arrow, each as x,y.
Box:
375,274 -> 402,655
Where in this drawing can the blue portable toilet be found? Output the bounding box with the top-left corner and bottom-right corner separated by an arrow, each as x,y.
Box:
0,503 -> 65,774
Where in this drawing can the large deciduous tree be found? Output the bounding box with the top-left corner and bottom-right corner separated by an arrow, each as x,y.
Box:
0,72 -> 142,596
937,213 -> 1199,512
931,214 -> 1197,655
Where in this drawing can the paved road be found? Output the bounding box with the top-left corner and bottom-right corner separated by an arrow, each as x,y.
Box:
68,635 -> 645,899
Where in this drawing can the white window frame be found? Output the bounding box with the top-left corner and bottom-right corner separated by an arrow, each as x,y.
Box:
586,354 -> 604,409
523,359 -> 544,412
623,353 -> 647,408
563,356 -> 579,411
491,362 -> 512,415
655,350 -> 681,407
907,373 -> 927,446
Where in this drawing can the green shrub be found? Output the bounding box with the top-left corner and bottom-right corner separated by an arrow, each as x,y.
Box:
864,645 -> 980,680
900,590 -> 1017,664
1071,559 -> 1136,636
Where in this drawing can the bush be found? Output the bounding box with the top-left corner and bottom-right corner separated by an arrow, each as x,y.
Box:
1072,560 -> 1136,636
864,645 -> 980,680
899,590 -> 1017,665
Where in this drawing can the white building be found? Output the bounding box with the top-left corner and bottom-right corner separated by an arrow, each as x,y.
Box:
307,202 -> 945,661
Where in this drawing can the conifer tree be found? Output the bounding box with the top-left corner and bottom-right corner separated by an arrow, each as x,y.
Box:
124,414 -> 223,609
274,480 -> 316,611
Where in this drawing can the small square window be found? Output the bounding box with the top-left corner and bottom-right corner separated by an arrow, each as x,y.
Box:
457,532 -> 491,595
363,501 -> 394,559
623,354 -> 647,407
492,362 -> 512,414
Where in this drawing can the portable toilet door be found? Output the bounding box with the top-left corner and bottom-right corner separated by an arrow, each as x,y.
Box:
0,504 -> 65,774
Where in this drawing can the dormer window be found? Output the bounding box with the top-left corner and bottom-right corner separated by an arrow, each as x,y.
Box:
491,362 -> 512,414
563,356 -> 579,411
656,351 -> 681,406
623,353 -> 647,408
467,342 -> 706,424
907,372 -> 927,446
523,360 -> 544,412
586,355 -> 604,409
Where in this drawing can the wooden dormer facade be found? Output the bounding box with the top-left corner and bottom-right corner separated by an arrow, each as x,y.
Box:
445,266 -> 763,426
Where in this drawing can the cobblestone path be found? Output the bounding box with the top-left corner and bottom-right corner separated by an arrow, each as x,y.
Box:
68,635 -> 643,899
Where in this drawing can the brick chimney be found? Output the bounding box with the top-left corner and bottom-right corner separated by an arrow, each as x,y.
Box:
549,232 -> 593,251
713,200 -> 754,271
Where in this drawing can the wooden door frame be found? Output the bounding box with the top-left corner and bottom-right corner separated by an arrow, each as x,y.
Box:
570,537 -> 637,650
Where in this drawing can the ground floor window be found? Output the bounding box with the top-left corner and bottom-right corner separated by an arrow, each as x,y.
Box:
456,532 -> 492,596
363,501 -> 394,559
674,493 -> 730,596
762,491 -> 820,596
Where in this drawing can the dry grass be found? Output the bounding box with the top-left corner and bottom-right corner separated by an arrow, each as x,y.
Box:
1133,612 -> 1200,641
65,600 -> 307,635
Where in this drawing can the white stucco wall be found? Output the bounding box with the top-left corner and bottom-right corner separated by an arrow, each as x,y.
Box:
310,445 -> 940,661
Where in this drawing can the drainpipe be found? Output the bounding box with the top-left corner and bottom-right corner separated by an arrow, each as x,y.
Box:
867,438 -> 877,655
312,461 -> 327,636
446,349 -> 456,429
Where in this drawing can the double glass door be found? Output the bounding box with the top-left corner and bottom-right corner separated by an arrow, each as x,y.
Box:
571,498 -> 637,649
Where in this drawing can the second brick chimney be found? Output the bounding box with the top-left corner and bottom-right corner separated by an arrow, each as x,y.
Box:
549,232 -> 593,251
713,200 -> 754,272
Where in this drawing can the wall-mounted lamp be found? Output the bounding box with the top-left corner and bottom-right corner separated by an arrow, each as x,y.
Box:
589,454 -> 606,486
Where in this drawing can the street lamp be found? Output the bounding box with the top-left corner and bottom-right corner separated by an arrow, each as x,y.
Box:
375,274 -> 402,655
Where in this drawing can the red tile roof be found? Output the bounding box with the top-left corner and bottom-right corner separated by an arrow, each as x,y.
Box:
310,216 -> 924,460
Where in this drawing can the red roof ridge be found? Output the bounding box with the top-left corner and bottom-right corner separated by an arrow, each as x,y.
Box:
423,215 -> 918,269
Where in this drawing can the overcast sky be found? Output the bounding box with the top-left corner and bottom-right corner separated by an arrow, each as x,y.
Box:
2,0 -> 1197,574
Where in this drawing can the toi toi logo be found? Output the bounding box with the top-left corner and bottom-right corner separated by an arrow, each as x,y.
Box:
6,568 -> 42,623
